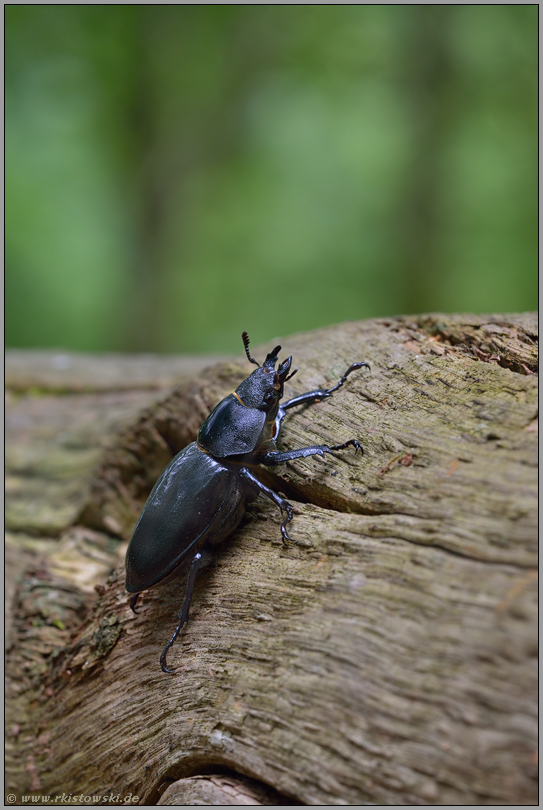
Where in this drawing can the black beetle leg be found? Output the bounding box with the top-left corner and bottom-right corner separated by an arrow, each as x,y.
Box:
261,439 -> 363,467
238,467 -> 296,545
281,362 -> 371,413
322,361 -> 371,395
129,593 -> 140,614
160,549 -> 213,674
279,510 -> 294,544
273,362 -> 370,441
329,439 -> 364,454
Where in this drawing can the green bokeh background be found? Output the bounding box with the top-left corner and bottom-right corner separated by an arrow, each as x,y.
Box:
5,5 -> 538,354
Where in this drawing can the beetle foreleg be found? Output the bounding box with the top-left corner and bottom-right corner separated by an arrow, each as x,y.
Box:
274,361 -> 370,439
239,467 -> 295,544
160,549 -> 213,674
129,593 -> 140,614
323,361 -> 371,394
280,362 -> 370,413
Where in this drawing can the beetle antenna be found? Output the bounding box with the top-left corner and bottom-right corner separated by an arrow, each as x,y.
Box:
242,331 -> 260,367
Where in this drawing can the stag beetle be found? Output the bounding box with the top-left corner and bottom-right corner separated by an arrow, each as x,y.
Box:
125,332 -> 369,672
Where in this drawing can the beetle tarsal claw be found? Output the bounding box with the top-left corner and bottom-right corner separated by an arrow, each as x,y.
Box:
125,335 -> 369,671
160,632 -> 183,674
281,532 -> 299,546
280,511 -> 298,545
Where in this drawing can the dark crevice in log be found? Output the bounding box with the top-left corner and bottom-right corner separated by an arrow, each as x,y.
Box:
153,762 -> 304,806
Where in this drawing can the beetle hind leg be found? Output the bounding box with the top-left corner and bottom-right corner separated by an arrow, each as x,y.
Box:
160,549 -> 214,674
160,624 -> 186,674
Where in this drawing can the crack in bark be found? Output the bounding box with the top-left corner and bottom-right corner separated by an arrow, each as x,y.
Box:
152,763 -> 303,806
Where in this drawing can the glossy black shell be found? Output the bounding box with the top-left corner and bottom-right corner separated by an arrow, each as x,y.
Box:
197,394 -> 266,456
125,442 -> 256,593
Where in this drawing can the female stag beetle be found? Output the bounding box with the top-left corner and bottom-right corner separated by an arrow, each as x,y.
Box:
125,332 -> 369,672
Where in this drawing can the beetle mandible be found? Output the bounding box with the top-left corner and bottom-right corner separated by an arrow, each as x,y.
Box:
125,332 -> 369,672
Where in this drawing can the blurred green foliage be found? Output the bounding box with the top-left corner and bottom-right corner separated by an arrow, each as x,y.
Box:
5,5 -> 537,353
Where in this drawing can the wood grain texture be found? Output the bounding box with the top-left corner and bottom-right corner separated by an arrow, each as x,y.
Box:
5,314 -> 538,806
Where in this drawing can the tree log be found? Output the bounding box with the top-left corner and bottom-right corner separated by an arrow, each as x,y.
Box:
5,314 -> 538,806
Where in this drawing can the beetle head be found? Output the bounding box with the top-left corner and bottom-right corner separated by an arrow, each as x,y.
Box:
236,335 -> 297,411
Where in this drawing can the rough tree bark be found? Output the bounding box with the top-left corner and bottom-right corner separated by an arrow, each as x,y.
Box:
5,314 -> 538,806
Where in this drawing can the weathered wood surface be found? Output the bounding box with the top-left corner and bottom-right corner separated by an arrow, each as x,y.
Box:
5,314 -> 538,806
